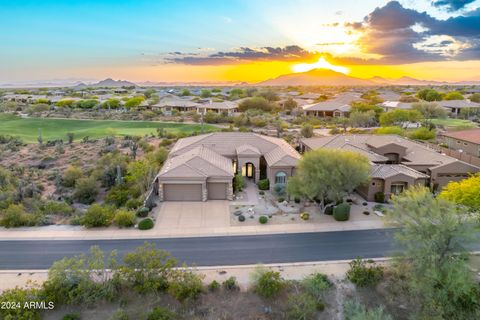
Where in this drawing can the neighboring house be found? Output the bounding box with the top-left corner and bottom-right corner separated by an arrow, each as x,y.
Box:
380,101 -> 413,112
302,100 -> 351,117
300,134 -> 479,201
277,97 -> 313,109
152,95 -> 201,114
155,132 -> 300,201
439,128 -> 480,157
302,92 -> 361,118
438,100 -> 480,117
198,100 -> 239,115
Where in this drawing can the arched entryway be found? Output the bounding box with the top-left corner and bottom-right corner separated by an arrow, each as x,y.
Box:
242,162 -> 255,179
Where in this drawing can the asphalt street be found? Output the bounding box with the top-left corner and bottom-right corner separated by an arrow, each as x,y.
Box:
0,229 -> 398,269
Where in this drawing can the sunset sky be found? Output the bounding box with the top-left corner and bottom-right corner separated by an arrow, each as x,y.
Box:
1,0 -> 480,83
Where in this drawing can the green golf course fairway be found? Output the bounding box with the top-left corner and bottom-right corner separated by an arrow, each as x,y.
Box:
0,114 -> 219,143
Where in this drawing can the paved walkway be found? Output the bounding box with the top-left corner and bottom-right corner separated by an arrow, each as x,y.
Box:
0,218 -> 385,240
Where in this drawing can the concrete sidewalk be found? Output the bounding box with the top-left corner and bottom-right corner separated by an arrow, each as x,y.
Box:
0,219 -> 385,241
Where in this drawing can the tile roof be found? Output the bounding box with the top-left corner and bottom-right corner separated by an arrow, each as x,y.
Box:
370,164 -> 429,179
171,132 -> 300,167
441,128 -> 480,144
301,134 -> 468,167
159,145 -> 233,179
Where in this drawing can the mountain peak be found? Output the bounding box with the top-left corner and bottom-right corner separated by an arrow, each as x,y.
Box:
258,68 -> 373,86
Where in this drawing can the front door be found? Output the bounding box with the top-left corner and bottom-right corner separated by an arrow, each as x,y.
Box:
242,163 -> 254,179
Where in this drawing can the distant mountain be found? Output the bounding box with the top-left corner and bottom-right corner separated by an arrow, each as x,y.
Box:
370,76 -> 448,86
258,69 -> 375,86
75,78 -> 137,89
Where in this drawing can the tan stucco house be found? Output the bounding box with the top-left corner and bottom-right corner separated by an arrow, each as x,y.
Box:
439,128 -> 480,157
155,132 -> 300,201
300,134 -> 479,201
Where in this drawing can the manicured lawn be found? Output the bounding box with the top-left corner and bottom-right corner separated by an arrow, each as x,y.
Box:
431,118 -> 478,129
0,114 -> 219,143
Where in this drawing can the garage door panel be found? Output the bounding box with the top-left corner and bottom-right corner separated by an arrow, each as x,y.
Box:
163,184 -> 202,201
207,183 -> 227,200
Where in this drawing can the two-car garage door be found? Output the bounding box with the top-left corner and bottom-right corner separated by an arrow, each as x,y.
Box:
163,183 -> 228,201
163,184 -> 202,201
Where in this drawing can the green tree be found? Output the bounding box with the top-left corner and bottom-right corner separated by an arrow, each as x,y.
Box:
469,93 -> 480,103
124,96 -> 145,109
417,88 -> 442,101
287,149 -> 370,212
387,186 -> 480,319
444,91 -> 464,100
180,89 -> 191,96
301,123 -> 314,138
238,97 -> 276,112
412,102 -> 447,125
439,173 -> 480,212
102,98 -> 121,109
349,110 -> 376,128
200,89 -> 212,98
283,97 -> 298,110
121,243 -> 177,293
379,109 -> 422,126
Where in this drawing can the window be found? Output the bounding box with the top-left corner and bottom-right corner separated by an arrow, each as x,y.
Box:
275,171 -> 287,184
390,183 -> 406,195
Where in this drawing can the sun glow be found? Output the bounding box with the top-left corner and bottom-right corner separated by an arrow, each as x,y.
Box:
292,57 -> 350,74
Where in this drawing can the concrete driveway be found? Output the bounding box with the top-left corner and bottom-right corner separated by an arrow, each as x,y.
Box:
154,201 -> 230,230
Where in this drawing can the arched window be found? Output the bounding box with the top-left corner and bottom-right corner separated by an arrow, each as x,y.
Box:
275,171 -> 287,184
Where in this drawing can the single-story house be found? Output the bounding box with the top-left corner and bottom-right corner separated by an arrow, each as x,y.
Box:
302,92 -> 361,118
439,128 -> 480,157
300,134 -> 479,200
380,101 -> 413,112
438,100 -> 480,117
152,95 -> 201,114
197,101 -> 239,115
155,132 -> 300,201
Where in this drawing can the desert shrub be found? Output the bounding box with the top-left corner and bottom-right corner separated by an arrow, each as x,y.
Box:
121,243 -> 177,293
344,300 -> 393,320
346,258 -> 384,287
374,126 -> 404,135
300,212 -> 310,220
259,190 -> 265,195
136,206 -> 150,217
333,203 -> 351,221
138,218 -> 154,230
273,183 -> 285,196
147,307 -> 177,320
277,197 -> 285,202
42,201 -> 73,216
0,204 -> 34,228
286,293 -> 317,320
113,209 -> 136,228
208,280 -> 220,291
62,165 -> 83,187
168,270 -> 204,302
374,192 -> 385,203
73,177 -> 98,204
109,309 -> 129,320
81,204 -> 114,228
0,287 -> 43,320
408,127 -> 436,140
259,216 -> 268,224
324,206 -> 334,215
302,273 -> 332,302
125,198 -> 142,210
294,197 -> 301,203
105,185 -> 131,207
63,313 -> 81,320
222,277 -> 238,291
233,174 -> 245,192
257,179 -> 270,190
251,266 -> 285,298
238,215 -> 246,222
